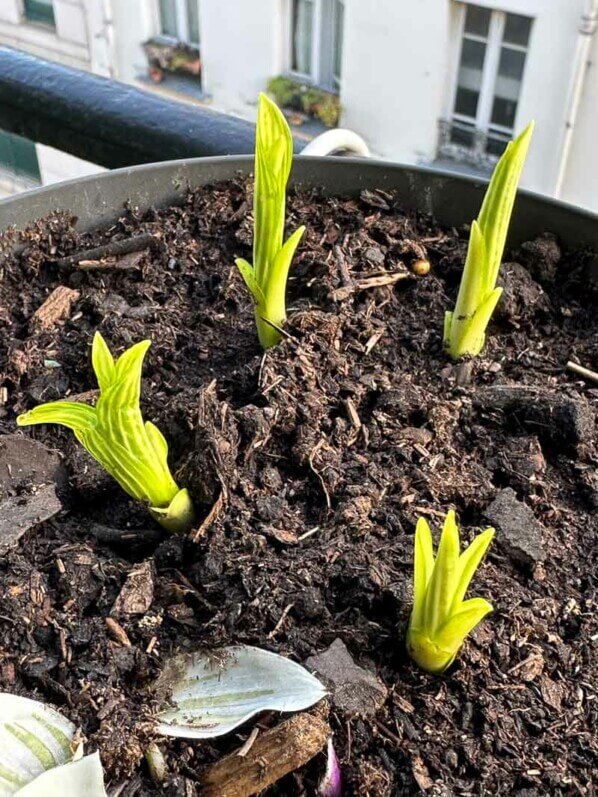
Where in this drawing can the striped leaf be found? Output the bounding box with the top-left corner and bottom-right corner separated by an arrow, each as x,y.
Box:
0,694 -> 76,796
444,122 -> 533,358
236,94 -> 304,349
17,333 -> 193,533
15,753 -> 106,797
407,512 -> 494,673
156,645 -> 326,739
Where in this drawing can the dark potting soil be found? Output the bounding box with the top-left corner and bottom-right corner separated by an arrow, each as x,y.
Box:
0,178 -> 596,796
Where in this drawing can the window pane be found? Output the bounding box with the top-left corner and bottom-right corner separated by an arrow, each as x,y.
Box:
461,38 -> 485,72
450,121 -> 475,148
187,0 -> 200,43
491,47 -> 526,128
0,130 -> 41,181
497,47 -> 525,82
454,38 -> 485,118
23,0 -> 55,26
292,0 -> 313,74
486,129 -> 509,156
455,87 -> 480,118
333,0 -> 344,85
464,4 -> 491,38
160,0 -> 178,37
504,13 -> 532,47
491,96 -> 518,128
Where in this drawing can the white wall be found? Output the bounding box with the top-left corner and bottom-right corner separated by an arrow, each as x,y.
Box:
340,0 -> 449,165
0,0 -> 91,69
36,143 -> 105,185
200,0 -> 284,118
109,0 -> 156,82
560,18 -> 598,210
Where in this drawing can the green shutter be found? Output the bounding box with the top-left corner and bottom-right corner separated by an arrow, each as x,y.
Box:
0,130 -> 41,182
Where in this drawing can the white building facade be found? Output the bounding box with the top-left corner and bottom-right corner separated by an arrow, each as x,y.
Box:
0,0 -> 596,211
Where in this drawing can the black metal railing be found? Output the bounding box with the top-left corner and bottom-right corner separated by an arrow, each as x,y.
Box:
0,47 -> 300,169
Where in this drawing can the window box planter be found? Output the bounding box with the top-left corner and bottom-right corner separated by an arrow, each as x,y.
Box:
0,157 -> 595,795
268,75 -> 341,128
142,35 -> 201,84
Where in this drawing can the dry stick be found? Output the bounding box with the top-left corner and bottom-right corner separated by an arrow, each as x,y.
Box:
192,491 -> 225,542
236,727 -> 260,759
566,361 -> 598,385
200,712 -> 330,797
55,233 -> 156,268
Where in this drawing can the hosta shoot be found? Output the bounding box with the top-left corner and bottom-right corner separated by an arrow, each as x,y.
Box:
235,92 -> 305,349
444,122 -> 534,359
407,511 -> 494,673
17,333 -> 194,534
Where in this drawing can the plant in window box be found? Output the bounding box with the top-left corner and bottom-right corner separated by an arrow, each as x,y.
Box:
143,38 -> 201,84
267,76 -> 341,128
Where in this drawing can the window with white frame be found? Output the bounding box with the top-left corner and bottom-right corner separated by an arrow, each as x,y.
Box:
290,0 -> 345,91
444,3 -> 532,161
159,0 -> 200,44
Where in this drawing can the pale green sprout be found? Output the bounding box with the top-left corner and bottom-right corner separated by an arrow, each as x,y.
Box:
235,92 -> 305,349
407,510 -> 495,673
17,333 -> 194,534
444,122 -> 534,359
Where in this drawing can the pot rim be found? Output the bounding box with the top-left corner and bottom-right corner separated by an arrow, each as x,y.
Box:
1,155 -> 596,250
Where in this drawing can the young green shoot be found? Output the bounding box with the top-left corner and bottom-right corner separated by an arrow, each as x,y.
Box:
444,122 -> 534,359
17,332 -> 194,534
407,510 -> 494,673
235,92 -> 305,349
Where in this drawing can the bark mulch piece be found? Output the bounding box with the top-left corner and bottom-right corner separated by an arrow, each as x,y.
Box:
0,179 -> 596,796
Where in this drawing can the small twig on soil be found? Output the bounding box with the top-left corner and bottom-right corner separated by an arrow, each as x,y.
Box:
334,244 -> 354,288
55,233 -> 156,268
374,719 -> 402,747
566,360 -> 598,385
343,397 -> 362,431
267,603 -> 295,640
199,712 -> 330,797
192,491 -> 225,542
236,727 -> 260,758
331,270 -> 409,301
258,315 -> 296,343
356,272 -> 408,290
105,617 -> 131,647
364,330 -> 384,355
308,438 -> 332,510
77,249 -> 147,272
298,526 -> 320,541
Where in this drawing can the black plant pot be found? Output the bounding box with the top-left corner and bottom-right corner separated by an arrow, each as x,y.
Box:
1,157 -> 596,259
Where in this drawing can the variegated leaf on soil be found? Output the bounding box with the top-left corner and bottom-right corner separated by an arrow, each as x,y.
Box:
15,753 -> 107,797
0,694 -> 76,796
156,645 -> 327,738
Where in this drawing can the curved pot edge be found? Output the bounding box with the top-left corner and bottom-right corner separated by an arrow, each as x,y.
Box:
0,155 -> 596,252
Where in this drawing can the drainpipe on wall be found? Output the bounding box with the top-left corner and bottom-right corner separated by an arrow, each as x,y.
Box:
554,0 -> 598,198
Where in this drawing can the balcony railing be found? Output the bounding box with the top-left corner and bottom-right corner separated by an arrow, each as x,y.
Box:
0,46 -> 299,170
